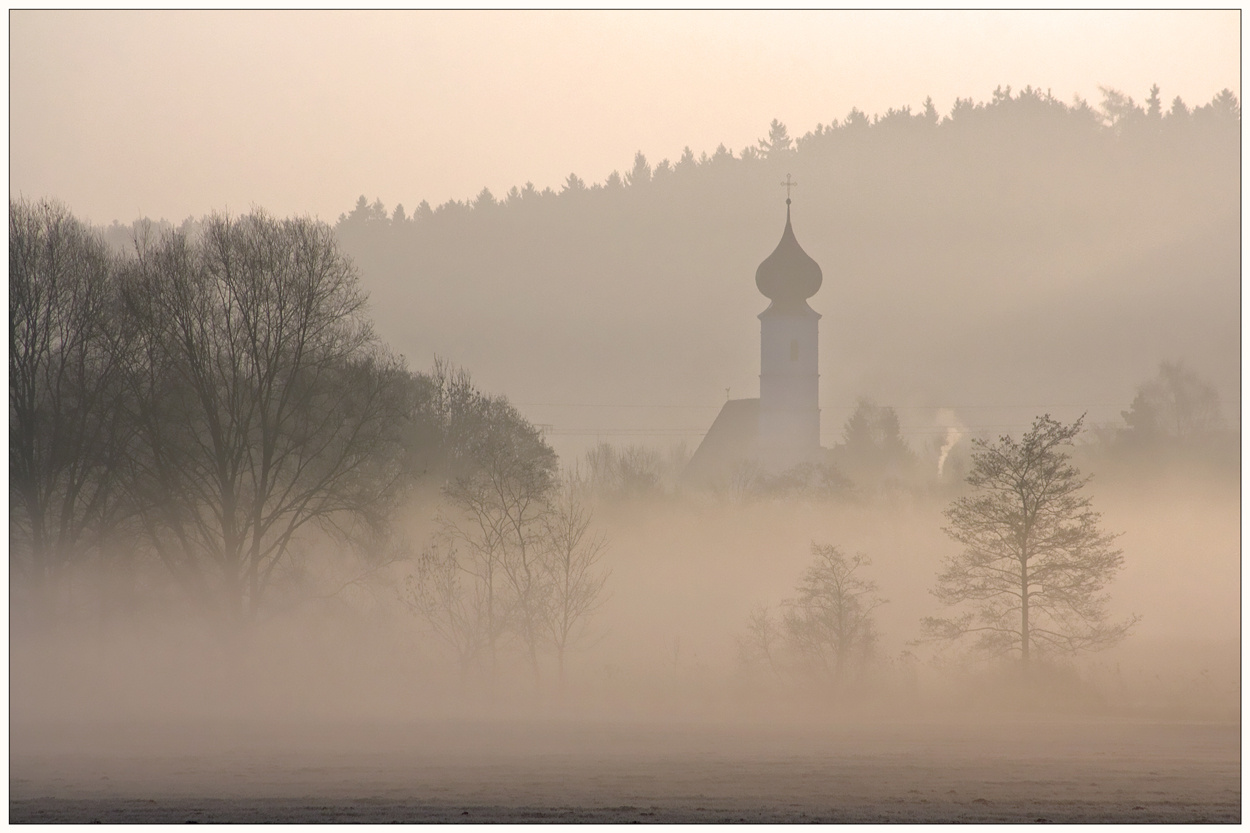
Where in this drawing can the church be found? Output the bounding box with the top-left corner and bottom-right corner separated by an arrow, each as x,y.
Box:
684,189 -> 825,487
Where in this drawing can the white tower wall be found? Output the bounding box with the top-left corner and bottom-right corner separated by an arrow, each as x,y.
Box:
758,306 -> 821,471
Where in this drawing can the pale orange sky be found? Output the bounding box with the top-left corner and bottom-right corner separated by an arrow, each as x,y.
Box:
9,10 -> 1241,225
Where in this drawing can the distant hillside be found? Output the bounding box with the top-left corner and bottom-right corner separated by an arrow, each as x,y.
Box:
268,87 -> 1250,457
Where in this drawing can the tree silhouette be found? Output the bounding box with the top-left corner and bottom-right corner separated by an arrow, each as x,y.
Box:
782,543 -> 886,683
438,386 -> 558,685
832,399 -> 916,490
406,362 -> 595,690
923,416 -> 1135,672
9,198 -> 129,619
759,118 -> 793,158
120,211 -> 408,627
404,540 -> 485,689
540,485 -> 610,688
1204,88 -> 1241,121
625,151 -> 651,187
1120,360 -> 1222,446
1146,83 -> 1162,119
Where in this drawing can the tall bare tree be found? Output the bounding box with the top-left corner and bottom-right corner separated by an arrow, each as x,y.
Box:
923,415 -> 1136,673
540,486 -> 610,687
9,198 -> 129,619
119,211 -> 407,627
440,395 -> 556,685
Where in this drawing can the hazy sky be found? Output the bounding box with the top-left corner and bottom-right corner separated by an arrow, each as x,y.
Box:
9,10 -> 1240,225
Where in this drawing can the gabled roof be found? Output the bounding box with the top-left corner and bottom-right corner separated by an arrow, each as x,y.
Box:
682,398 -> 759,488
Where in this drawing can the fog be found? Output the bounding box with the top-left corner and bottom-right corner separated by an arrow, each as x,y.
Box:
10,460 -> 1240,820
10,11 -> 1241,824
12,466 -> 1239,720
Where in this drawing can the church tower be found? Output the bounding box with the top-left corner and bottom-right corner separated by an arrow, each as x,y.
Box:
755,191 -> 822,471
682,185 -> 824,488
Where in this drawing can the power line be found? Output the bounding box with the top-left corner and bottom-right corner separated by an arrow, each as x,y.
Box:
542,424 -> 1114,438
530,401 -> 1238,440
520,402 -> 1138,410
519,402 -> 722,409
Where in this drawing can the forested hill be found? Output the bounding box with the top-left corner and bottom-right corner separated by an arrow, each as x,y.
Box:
335,86 -> 1238,456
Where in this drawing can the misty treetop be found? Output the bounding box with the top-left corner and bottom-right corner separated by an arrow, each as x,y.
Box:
338,84 -> 1238,240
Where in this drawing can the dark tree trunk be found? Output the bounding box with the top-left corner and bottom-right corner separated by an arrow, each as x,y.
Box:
1020,555 -> 1030,675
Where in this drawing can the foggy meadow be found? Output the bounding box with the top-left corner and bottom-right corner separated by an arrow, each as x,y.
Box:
11,81 -> 1240,821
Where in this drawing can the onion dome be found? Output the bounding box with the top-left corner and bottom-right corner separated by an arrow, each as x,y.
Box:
755,200 -> 822,309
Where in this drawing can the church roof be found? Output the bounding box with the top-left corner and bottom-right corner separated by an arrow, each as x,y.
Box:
681,398 -> 759,488
755,201 -> 822,311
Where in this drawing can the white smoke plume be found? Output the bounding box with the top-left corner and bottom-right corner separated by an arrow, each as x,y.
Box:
935,408 -> 964,477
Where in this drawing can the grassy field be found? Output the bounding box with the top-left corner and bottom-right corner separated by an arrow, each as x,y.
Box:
10,717 -> 1239,823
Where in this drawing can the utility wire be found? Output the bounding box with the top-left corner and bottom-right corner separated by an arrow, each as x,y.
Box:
542,425 -> 1124,438
528,402 -> 1238,439
520,402 -> 1138,410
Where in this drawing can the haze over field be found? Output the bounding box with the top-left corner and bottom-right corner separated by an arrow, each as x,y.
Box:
9,10 -> 1241,824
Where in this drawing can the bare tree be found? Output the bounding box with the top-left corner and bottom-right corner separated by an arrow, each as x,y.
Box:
9,198 -> 130,620
581,442 -> 667,500
755,460 -> 853,501
726,458 -> 764,500
119,211 -> 407,628
403,541 -> 485,689
738,604 -> 786,681
439,390 -> 557,686
923,415 -> 1136,673
540,486 -> 610,687
782,543 -> 886,683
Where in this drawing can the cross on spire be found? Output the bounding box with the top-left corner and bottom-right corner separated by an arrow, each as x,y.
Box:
781,173 -> 797,203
